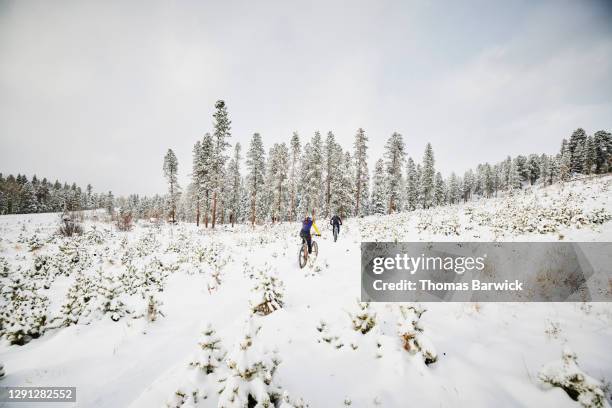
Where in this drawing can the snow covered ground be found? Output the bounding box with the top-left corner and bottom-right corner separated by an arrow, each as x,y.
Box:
1,176 -> 612,408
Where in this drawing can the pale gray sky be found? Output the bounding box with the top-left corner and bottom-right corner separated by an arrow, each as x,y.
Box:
1,0 -> 611,195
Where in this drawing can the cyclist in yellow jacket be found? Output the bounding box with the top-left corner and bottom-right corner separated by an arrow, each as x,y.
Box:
299,216 -> 320,254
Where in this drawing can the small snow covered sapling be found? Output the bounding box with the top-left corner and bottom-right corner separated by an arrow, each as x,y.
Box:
93,268 -> 131,322
350,300 -> 376,335
0,257 -> 9,278
145,293 -> 164,323
166,326 -> 224,408
0,275 -> 49,345
538,347 -> 610,408
60,272 -> 95,326
190,324 -> 226,375
250,268 -> 284,316
217,319 -> 282,408
397,305 -> 437,365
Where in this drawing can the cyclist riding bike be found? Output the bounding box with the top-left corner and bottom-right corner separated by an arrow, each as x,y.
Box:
330,214 -> 342,236
299,216 -> 320,254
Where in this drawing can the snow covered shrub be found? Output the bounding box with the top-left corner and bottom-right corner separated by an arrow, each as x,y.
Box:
218,319 -> 282,408
90,268 -> 131,322
250,268 -> 284,316
397,305 -> 437,365
28,234 -> 44,251
145,293 -> 164,323
116,208 -> 133,231
350,301 -> 376,335
0,276 -> 49,345
586,208 -> 612,225
165,326 -> 226,407
84,225 -> 106,245
136,258 -> 169,293
0,361 -> 4,379
58,213 -> 83,237
538,347 -> 610,408
416,212 -> 433,234
134,231 -> 160,257
190,324 -> 226,375
316,320 -> 344,349
60,272 -> 95,326
53,241 -> 92,277
0,257 -> 8,278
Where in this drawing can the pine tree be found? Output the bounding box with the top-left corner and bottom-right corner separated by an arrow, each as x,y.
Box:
434,172 -> 446,206
573,141 -> 585,174
384,133 -> 405,213
190,323 -> 226,375
218,319 -> 281,408
227,143 -> 242,227
191,141 -> 204,226
267,143 -> 289,222
559,149 -> 572,181
298,132 -> 324,218
538,154 -> 549,185
250,269 -> 285,316
331,151 -> 355,218
583,135 -> 596,175
526,154 -> 540,185
420,143 -> 435,208
370,159 -> 387,215
246,133 -> 266,226
323,131 -> 338,218
549,155 -> 559,184
447,172 -> 460,204
508,158 -> 522,190
350,301 -> 376,335
593,130 -> 611,173
163,149 -> 180,223
210,100 -> 232,229
0,276 -> 49,345
287,132 -> 301,221
415,164 -> 423,205
199,133 -> 214,227
353,128 -> 369,216
405,157 -> 417,211
20,182 -> 38,213
106,191 -> 114,215
568,128 -> 587,173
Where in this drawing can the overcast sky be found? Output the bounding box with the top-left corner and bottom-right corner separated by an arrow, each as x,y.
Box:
1,0 -> 611,196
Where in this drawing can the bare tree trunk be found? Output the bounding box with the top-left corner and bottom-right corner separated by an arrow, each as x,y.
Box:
325,177 -> 331,218
277,183 -> 282,222
250,193 -> 256,227
211,192 -> 217,229
355,144 -> 362,216
196,200 -> 200,227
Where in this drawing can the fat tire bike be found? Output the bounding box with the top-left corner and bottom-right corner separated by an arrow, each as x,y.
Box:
298,238 -> 318,268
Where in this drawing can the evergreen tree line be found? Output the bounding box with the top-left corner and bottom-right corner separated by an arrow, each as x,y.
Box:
0,174 -> 112,215
130,100 -> 611,226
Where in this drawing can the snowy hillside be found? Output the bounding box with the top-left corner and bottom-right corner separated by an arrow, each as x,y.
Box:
1,176 -> 612,408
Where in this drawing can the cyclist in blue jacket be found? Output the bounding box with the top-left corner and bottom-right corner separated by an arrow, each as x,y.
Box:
299,216 -> 320,254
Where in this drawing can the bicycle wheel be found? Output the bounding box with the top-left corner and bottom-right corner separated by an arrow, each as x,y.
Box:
298,242 -> 308,268
311,241 -> 318,260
